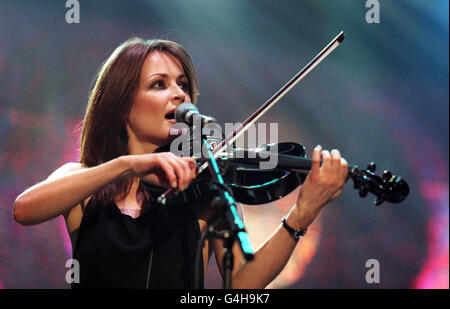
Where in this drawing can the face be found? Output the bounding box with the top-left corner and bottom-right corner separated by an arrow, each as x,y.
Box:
126,51 -> 192,154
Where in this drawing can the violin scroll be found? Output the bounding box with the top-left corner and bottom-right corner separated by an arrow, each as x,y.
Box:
350,163 -> 409,206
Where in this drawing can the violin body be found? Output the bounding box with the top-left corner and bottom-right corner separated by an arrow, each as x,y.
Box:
142,142 -> 307,205
216,142 -> 308,205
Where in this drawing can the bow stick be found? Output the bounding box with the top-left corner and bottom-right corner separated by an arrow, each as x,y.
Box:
158,31 -> 345,204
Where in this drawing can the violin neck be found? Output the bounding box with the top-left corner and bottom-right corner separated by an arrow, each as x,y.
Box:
272,153 -> 357,175
229,149 -> 357,176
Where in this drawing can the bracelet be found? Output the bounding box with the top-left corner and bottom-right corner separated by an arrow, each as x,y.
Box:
281,216 -> 307,241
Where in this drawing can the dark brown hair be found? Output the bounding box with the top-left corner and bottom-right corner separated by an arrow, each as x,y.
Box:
79,37 -> 199,204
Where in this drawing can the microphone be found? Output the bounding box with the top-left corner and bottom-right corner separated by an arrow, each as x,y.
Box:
175,102 -> 217,126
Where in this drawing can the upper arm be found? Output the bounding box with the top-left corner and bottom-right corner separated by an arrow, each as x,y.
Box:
52,162 -> 92,219
46,162 -> 91,214
50,163 -> 92,243
14,161 -> 90,227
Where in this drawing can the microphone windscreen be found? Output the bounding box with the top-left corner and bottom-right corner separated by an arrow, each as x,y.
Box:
175,102 -> 198,123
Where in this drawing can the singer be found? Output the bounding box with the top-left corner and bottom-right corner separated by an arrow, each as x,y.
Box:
13,37 -> 348,288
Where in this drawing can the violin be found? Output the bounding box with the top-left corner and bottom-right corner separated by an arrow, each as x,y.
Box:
143,141 -> 409,206
144,31 -> 409,207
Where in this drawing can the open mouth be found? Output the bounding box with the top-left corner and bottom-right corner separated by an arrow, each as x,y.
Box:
165,112 -> 175,120
165,107 -> 176,122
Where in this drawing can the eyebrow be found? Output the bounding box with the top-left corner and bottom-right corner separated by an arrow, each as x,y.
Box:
146,73 -> 186,80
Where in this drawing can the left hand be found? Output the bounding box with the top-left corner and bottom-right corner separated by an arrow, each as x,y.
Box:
293,145 -> 348,228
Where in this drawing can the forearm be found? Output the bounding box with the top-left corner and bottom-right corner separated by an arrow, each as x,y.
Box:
13,156 -> 131,225
217,146 -> 347,288
231,206 -> 309,289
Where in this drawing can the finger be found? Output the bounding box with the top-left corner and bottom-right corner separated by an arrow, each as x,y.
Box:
330,149 -> 341,171
310,145 -> 322,178
340,157 -> 349,184
177,157 -> 193,190
183,157 -> 198,180
158,158 -> 178,188
321,149 -> 331,175
178,156 -> 197,190
166,156 -> 186,190
330,149 -> 343,183
187,157 -> 198,175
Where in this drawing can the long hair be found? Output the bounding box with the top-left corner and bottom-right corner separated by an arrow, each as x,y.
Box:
79,37 -> 199,204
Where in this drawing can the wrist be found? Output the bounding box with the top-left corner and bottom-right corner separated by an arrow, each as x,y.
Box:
116,155 -> 134,180
282,216 -> 307,241
289,203 -> 316,230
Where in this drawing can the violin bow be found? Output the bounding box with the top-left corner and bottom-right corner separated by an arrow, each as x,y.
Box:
211,31 -> 344,158
158,31 -> 345,204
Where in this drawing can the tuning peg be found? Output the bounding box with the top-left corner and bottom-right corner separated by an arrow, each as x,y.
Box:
374,195 -> 385,206
383,170 -> 393,181
359,187 -> 368,198
367,162 -> 376,173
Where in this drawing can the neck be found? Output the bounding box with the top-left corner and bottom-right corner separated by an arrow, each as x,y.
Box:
127,133 -> 161,155
128,142 -> 159,155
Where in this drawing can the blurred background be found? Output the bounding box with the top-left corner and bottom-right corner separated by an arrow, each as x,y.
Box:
0,0 -> 448,289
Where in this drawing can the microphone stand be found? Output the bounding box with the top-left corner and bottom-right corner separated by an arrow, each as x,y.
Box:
199,136 -> 255,289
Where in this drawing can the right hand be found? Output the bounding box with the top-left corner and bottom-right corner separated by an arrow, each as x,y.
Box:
125,152 -> 198,190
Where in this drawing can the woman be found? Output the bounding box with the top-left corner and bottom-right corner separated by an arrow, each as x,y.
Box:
13,37 -> 348,288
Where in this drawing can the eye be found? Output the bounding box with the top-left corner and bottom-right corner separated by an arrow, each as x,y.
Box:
178,80 -> 189,91
150,80 -> 165,89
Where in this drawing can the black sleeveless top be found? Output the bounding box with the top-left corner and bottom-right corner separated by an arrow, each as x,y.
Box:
71,194 -> 203,289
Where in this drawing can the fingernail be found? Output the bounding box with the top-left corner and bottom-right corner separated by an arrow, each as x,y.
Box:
172,181 -> 177,188
315,145 -> 322,150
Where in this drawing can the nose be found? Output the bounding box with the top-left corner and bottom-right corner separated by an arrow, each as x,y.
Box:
170,84 -> 186,104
